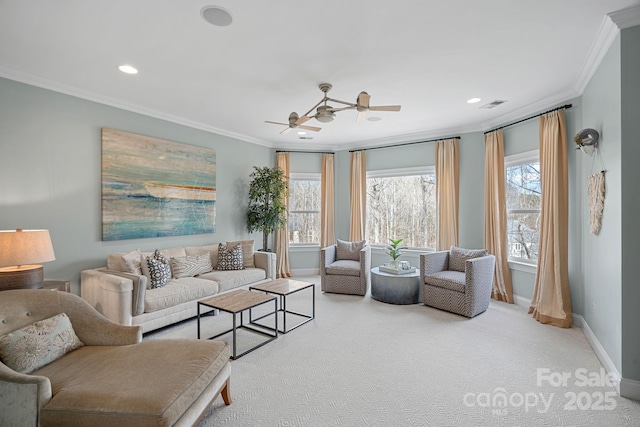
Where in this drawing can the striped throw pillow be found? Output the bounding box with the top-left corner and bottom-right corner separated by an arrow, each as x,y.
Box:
170,253 -> 213,278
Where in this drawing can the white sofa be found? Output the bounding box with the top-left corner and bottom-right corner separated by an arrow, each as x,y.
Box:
80,242 -> 276,333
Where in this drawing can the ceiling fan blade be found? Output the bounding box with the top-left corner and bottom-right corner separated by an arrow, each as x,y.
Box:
294,115 -> 310,125
356,110 -> 367,122
369,105 -> 401,112
280,127 -> 292,135
265,120 -> 288,126
299,125 -> 322,132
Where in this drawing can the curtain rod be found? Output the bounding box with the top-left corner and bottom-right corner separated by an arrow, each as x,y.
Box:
484,104 -> 572,135
349,136 -> 461,153
276,150 -> 335,154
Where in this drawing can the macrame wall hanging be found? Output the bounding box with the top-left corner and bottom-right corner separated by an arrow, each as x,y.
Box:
587,169 -> 605,235
574,128 -> 605,235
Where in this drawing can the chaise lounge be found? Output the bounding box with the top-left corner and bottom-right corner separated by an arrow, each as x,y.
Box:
0,289 -> 231,427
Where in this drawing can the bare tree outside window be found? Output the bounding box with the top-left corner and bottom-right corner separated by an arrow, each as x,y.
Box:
506,160 -> 541,262
366,173 -> 436,249
288,178 -> 320,244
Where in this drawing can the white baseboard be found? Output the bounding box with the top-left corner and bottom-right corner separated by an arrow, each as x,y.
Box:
512,294 -> 630,397
574,313 -> 621,394
290,268 -> 320,277
620,377 -> 640,401
513,294 -> 531,308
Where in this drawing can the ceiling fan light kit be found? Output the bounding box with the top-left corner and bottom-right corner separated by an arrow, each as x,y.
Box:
265,83 -> 401,134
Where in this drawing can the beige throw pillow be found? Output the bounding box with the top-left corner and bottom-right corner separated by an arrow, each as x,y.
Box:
0,313 -> 84,374
448,246 -> 489,272
185,245 -> 220,270
336,239 -> 366,261
170,253 -> 213,278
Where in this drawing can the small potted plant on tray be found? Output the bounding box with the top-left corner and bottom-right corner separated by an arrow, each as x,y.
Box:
384,238 -> 409,270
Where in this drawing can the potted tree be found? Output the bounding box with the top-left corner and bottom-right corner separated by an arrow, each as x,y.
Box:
246,166 -> 289,251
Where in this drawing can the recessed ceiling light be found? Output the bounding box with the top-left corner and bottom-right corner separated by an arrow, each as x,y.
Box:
201,6 -> 233,27
467,97 -> 482,104
297,131 -> 307,135
367,116 -> 382,122
118,65 -> 138,74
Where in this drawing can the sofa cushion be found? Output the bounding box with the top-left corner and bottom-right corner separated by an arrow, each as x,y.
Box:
122,249 -> 143,274
325,260 -> 361,277
336,239 -> 366,261
449,246 -> 489,272
198,268 -> 266,293
227,240 -> 255,268
217,243 -> 245,271
144,278 -> 219,313
35,339 -> 229,427
185,244 -> 219,269
170,253 -> 213,278
0,313 -> 84,374
424,270 -> 466,293
145,250 -> 172,289
107,250 -> 141,273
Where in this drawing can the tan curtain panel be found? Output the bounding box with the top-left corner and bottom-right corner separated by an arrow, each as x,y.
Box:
529,110 -> 572,327
483,130 -> 514,303
274,152 -> 292,278
349,151 -> 366,241
435,139 -> 459,250
321,153 -> 335,248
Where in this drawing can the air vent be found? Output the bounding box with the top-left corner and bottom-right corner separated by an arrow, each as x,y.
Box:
480,100 -> 507,109
298,136 -> 314,140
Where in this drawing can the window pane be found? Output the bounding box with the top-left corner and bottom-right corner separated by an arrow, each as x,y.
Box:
507,212 -> 540,261
506,161 -> 541,262
366,174 -> 436,249
289,180 -> 320,211
506,162 -> 541,210
288,179 -> 320,244
288,212 -> 320,244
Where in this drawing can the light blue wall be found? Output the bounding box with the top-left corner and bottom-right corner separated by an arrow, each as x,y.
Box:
0,77 -> 273,294
620,25 -> 640,384
581,35 -> 622,373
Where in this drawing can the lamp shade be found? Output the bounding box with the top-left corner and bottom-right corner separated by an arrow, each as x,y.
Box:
0,229 -> 55,267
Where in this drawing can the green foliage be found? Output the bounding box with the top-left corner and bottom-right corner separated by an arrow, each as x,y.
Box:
384,238 -> 408,260
247,166 -> 289,251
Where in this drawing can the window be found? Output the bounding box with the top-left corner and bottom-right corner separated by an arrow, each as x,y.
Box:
505,151 -> 541,263
288,173 -> 320,245
366,168 -> 436,249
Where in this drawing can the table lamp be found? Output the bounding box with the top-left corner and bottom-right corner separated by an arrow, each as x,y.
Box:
0,229 -> 56,290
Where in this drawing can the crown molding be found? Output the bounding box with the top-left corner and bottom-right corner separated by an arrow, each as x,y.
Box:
0,66 -> 271,148
480,88 -> 579,132
608,5 -> 640,29
574,6 -> 640,95
573,14 -> 620,95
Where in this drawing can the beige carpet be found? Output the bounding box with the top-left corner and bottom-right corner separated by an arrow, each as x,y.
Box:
145,276 -> 640,426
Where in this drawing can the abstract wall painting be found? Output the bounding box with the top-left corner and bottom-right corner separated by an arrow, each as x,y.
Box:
101,128 -> 216,241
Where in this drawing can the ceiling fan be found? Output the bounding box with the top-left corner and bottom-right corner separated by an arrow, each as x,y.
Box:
265,83 -> 401,133
264,112 -> 322,135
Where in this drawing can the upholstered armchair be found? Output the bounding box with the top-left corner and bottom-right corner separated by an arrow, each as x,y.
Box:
0,289 -> 231,427
420,247 -> 495,318
321,239 -> 371,296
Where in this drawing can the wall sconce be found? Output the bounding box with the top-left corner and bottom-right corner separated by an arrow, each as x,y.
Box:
574,128 -> 600,156
0,229 -> 56,290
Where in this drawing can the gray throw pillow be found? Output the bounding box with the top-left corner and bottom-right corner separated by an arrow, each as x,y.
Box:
146,249 -> 171,288
336,239 -> 366,261
449,246 -> 489,272
218,243 -> 245,271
